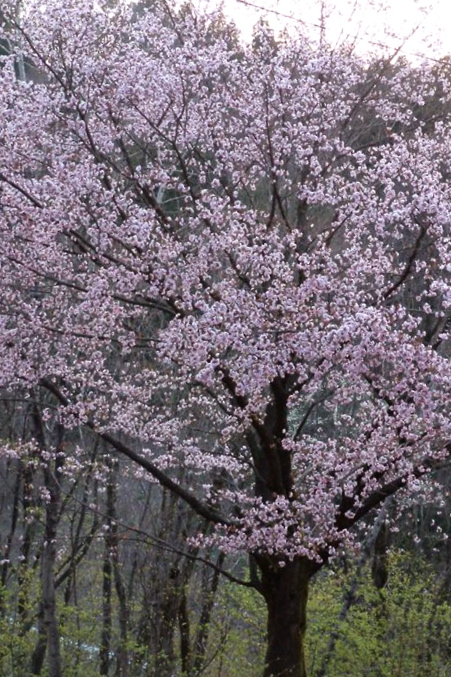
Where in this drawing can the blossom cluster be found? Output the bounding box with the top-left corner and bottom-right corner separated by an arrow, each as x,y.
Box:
1,0 -> 451,561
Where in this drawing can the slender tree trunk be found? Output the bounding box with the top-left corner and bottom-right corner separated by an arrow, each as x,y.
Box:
30,603 -> 47,675
100,533 -> 113,675
189,551 -> 225,676
35,409 -> 63,677
259,558 -> 315,677
99,546 -> 112,675
0,458 -> 21,592
178,590 -> 190,675
41,457 -> 63,677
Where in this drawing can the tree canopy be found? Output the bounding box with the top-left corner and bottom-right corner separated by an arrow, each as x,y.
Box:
1,1 -> 451,675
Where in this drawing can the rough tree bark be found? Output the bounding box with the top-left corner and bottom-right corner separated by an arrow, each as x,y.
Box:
259,557 -> 317,677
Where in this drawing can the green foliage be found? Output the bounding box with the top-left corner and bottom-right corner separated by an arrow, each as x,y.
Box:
2,551 -> 451,676
200,551 -> 451,677
0,581 -> 102,677
307,551 -> 451,677
0,584 -> 39,677
58,604 -> 101,677
202,581 -> 266,677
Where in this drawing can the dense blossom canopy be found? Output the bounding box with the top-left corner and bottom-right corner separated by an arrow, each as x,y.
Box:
1,0 -> 451,564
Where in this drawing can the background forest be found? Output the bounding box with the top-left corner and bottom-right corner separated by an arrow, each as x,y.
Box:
2,437 -> 451,677
2,0 -> 451,676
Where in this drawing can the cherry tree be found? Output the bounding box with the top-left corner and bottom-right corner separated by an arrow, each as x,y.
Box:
1,1 -> 451,675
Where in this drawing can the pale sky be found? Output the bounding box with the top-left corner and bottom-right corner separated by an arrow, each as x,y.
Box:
196,0 -> 451,61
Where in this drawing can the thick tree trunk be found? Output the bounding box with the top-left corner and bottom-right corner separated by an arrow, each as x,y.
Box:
260,558 -> 314,677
